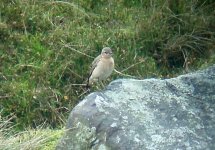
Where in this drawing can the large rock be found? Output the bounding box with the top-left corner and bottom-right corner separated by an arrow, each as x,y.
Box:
56,65 -> 215,150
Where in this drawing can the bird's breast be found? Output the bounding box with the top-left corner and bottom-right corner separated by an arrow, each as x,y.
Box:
97,57 -> 114,79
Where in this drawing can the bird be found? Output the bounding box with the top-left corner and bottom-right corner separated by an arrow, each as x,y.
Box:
86,47 -> 114,88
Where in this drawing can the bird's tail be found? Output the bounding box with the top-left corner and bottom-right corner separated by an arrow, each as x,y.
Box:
85,76 -> 91,89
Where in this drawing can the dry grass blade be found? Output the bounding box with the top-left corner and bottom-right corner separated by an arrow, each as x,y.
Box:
61,41 -> 94,59
120,59 -> 146,73
44,1 -> 90,18
114,69 -> 139,79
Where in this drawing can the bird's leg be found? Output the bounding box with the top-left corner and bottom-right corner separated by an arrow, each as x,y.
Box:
99,81 -> 105,89
78,88 -> 91,98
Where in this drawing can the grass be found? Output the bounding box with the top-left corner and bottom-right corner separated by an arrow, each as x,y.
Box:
0,113 -> 63,150
0,129 -> 63,150
0,0 -> 214,131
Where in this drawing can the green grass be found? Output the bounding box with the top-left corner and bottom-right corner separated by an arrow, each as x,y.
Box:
0,113 -> 63,150
0,0 -> 215,131
0,129 -> 63,150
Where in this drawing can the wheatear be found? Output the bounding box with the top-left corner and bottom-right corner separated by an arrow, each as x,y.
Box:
87,47 -> 114,87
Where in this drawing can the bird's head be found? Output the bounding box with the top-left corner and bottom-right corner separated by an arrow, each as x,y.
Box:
101,47 -> 113,58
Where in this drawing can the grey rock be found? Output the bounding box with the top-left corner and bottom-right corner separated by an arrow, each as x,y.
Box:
56,65 -> 215,150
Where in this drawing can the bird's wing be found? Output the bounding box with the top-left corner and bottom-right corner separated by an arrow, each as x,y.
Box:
89,55 -> 101,77
86,55 -> 101,86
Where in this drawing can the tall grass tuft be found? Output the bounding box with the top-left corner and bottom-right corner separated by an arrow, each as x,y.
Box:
0,113 -> 63,150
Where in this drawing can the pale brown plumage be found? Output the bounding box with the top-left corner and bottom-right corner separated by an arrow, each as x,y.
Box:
87,47 -> 114,87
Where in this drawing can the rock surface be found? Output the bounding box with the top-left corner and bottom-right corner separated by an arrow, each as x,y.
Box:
56,65 -> 215,150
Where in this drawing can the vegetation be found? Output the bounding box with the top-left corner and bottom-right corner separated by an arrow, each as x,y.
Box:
0,0 -> 214,143
0,113 -> 63,150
